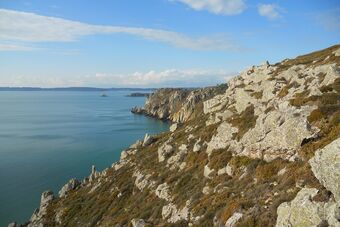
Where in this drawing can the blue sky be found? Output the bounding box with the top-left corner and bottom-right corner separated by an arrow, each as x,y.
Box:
0,0 -> 339,87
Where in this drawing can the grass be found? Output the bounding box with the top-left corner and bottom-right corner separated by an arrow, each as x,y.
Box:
228,105 -> 258,141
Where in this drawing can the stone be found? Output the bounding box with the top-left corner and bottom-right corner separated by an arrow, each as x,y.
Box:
217,163 -> 234,176
225,212 -> 243,227
158,143 -> 174,162
193,140 -> 201,152
133,171 -> 153,191
202,186 -> 211,195
162,202 -> 189,223
130,140 -> 142,149
170,123 -> 178,132
142,133 -> 153,146
204,165 -> 215,178
276,187 -> 339,227
28,191 -> 54,227
8,223 -> 19,227
309,138 -> 340,202
58,178 -> 80,197
89,165 -> 98,182
131,219 -> 145,227
155,183 -> 172,201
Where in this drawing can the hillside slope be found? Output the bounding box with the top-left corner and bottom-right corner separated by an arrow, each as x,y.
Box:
12,45 -> 340,227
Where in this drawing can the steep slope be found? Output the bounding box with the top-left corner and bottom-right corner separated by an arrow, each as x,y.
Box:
13,45 -> 340,227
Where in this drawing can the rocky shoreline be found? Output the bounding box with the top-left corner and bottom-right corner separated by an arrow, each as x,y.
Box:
11,45 -> 340,227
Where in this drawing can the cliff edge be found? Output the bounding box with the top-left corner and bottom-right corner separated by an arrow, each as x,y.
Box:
12,45 -> 340,227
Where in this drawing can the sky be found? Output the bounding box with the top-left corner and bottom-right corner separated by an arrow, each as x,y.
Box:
0,0 -> 339,88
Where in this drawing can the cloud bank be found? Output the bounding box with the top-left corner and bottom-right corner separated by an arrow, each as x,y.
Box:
173,0 -> 246,15
1,69 -> 235,88
0,9 -> 240,51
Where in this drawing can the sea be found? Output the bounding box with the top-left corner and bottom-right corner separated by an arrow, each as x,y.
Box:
0,90 -> 169,226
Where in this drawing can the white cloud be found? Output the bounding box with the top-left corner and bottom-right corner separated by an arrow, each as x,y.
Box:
258,4 -> 281,20
0,43 -> 40,51
173,0 -> 246,15
1,69 -> 235,88
0,9 -> 241,51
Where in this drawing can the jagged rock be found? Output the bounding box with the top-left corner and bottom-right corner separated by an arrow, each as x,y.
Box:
142,134 -> 153,146
158,143 -> 174,162
131,86 -> 227,123
204,165 -> 215,178
131,219 -> 145,227
58,178 -> 80,197
28,191 -> 54,227
130,140 -> 142,149
170,123 -> 178,132
133,171 -> 154,191
276,187 -> 339,227
207,122 -> 239,155
309,138 -> 340,202
8,223 -> 20,227
225,212 -> 243,227
202,186 -> 211,195
89,165 -> 98,182
162,202 -> 190,223
155,183 -> 172,201
193,139 -> 202,152
217,163 -> 234,176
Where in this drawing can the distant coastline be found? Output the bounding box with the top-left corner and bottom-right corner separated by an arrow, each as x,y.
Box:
0,87 -> 156,91
126,92 -> 151,97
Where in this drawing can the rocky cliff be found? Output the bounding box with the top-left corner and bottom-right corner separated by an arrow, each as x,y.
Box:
131,84 -> 228,123
12,45 -> 340,227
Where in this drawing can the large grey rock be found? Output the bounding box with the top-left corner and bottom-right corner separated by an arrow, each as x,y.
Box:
28,191 -> 54,227
58,178 -> 80,198
158,143 -> 174,162
133,170 -> 154,191
142,133 -> 153,146
225,212 -> 243,227
170,123 -> 178,132
276,187 -> 339,227
131,219 -> 145,227
309,138 -> 340,202
155,183 -> 172,201
162,202 -> 190,223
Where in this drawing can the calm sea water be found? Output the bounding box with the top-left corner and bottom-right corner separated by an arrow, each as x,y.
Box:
0,91 -> 169,226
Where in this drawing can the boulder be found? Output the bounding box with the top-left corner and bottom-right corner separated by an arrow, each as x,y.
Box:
204,165 -> 215,178
309,138 -> 340,202
170,123 -> 178,132
162,202 -> 190,223
158,143 -> 174,162
276,187 -> 339,227
58,178 -> 80,198
225,212 -> 243,227
28,191 -> 54,227
155,183 -> 172,201
131,219 -> 145,227
142,134 -> 153,146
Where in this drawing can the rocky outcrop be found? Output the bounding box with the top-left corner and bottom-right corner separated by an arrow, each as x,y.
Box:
58,178 -> 80,198
132,85 -> 228,123
276,138 -> 340,227
28,191 -> 54,227
309,138 -> 340,202
18,45 -> 340,227
276,187 -> 339,227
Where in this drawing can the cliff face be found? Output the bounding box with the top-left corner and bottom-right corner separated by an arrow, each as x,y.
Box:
131,85 -> 228,123
16,45 -> 340,227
